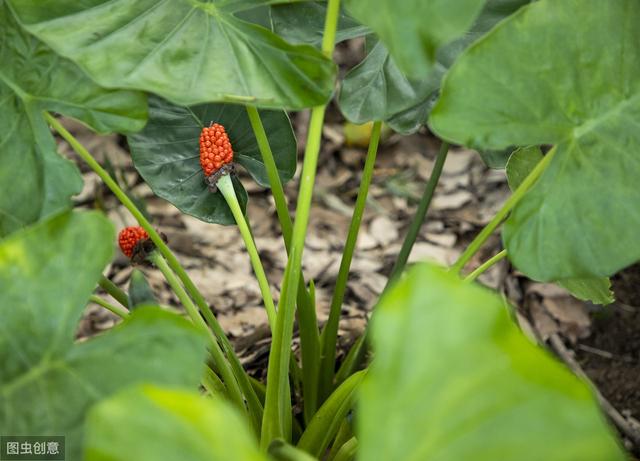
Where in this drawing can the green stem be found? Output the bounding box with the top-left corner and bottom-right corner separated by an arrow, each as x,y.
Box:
46,112 -> 262,432
261,0 -> 342,447
319,120 -> 382,402
246,92 -> 321,425
89,294 -> 129,318
98,275 -> 129,308
333,141 -> 449,386
387,140 -> 449,284
218,174 -> 277,328
217,174 -> 303,394
245,105 -> 293,245
450,146 -> 558,274
464,249 -> 508,282
148,251 -> 246,414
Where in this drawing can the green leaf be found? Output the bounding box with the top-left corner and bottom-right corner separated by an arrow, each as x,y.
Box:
339,1 -> 530,134
359,262 -> 625,461
10,0 -> 336,110
477,147 -> 513,169
297,370 -> 365,458
269,440 -> 317,461
344,0 -> 485,78
0,2 -> 147,236
128,269 -> 158,309
128,96 -> 296,225
506,147 -> 614,305
557,278 -> 614,306
338,40 -> 443,134
267,2 -> 369,46
430,0 -> 640,280
505,146 -> 544,190
85,385 -> 267,461
0,212 -> 208,460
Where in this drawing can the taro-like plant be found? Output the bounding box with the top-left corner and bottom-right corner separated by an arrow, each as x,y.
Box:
1,0 -> 636,460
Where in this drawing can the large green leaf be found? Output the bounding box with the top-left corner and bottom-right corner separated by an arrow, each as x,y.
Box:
359,262 -> 624,461
338,0 -> 530,134
10,0 -> 336,110
338,40 -> 443,134
128,96 -> 296,225
85,385 -> 267,461
344,0 -> 485,78
267,1 -> 369,46
505,147 -> 614,305
0,212 -> 208,460
430,0 -> 640,281
0,2 -> 147,236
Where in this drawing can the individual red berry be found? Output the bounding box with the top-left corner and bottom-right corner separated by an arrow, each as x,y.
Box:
199,123 -> 234,177
118,226 -> 149,258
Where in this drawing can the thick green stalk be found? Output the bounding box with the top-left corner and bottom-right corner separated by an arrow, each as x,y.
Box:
388,141 -> 449,283
318,120 -> 382,402
464,249 -> 507,282
98,275 -> 129,308
246,105 -> 321,423
89,294 -> 129,318
148,252 -> 247,415
218,174 -> 277,328
450,146 -> 558,273
217,174 -> 303,389
46,112 -> 262,431
261,0 -> 342,447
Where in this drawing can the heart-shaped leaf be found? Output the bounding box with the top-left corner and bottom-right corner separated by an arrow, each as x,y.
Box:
85,385 -> 267,461
344,0 -> 485,78
359,262 -> 625,461
338,0 -> 530,134
10,0 -> 337,110
0,212 -> 208,460
0,2 -> 147,236
128,96 -> 296,225
429,0 -> 640,281
505,147 -> 614,305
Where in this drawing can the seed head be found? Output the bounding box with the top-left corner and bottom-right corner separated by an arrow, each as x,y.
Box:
118,226 -> 149,258
199,123 -> 234,177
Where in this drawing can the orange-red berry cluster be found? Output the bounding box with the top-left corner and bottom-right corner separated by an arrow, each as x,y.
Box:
118,226 -> 149,258
199,124 -> 234,176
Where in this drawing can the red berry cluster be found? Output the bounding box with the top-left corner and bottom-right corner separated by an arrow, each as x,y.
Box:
199,124 -> 234,176
118,226 -> 149,258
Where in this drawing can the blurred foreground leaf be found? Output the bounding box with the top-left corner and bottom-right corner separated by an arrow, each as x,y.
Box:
359,262 -> 624,461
